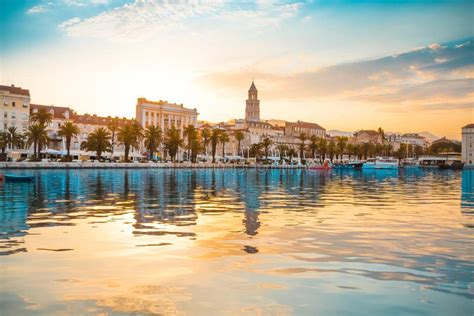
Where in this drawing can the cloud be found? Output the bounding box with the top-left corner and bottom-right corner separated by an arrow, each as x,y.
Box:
27,4 -> 51,14
200,38 -> 474,111
58,0 -> 303,40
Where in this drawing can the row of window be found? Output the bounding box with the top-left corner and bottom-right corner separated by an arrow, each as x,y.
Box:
2,112 -> 28,119
3,101 -> 28,108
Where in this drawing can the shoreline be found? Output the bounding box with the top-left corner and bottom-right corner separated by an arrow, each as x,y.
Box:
0,161 -> 306,169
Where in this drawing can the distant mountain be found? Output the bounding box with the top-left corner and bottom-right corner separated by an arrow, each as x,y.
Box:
327,130 -> 354,137
417,131 -> 439,142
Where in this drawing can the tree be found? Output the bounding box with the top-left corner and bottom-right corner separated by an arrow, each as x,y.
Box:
234,130 -> 245,157
262,137 -> 272,160
219,131 -> 230,161
210,129 -> 220,163
318,138 -> 327,161
276,144 -> 288,162
31,108 -> 53,127
0,132 -> 7,160
58,121 -> 80,160
26,123 -> 49,160
163,126 -> 182,162
184,125 -> 198,161
297,133 -> 307,160
144,125 -> 162,161
80,127 -> 111,160
249,142 -> 263,158
378,127 -> 385,144
328,139 -> 336,162
201,128 -> 210,157
287,147 -> 297,161
7,126 -> 24,150
118,121 -> 143,162
107,117 -> 120,158
336,136 -> 348,160
309,135 -> 319,159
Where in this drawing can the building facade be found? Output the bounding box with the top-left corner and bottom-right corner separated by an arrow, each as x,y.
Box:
462,124 -> 474,166
285,120 -> 326,139
136,98 -> 198,138
0,85 -> 30,133
245,81 -> 260,122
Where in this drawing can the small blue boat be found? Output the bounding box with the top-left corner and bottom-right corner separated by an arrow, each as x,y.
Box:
4,174 -> 35,182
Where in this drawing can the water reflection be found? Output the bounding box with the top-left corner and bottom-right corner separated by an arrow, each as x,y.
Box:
0,168 -> 472,315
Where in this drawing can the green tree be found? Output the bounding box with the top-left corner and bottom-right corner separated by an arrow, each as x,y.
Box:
287,147 -> 297,161
262,137 -> 272,160
297,133 -> 307,160
107,117 -> 120,158
118,121 -> 143,162
318,138 -> 327,161
234,130 -> 245,157
309,135 -> 319,159
31,108 -> 53,127
276,143 -> 288,162
201,128 -> 211,156
58,121 -> 80,160
7,126 -> 24,150
26,123 -> 49,160
328,139 -> 336,162
80,127 -> 111,160
219,131 -> 230,161
163,126 -> 182,162
144,125 -> 162,161
249,142 -> 263,158
0,132 -> 7,160
184,125 -> 198,161
210,129 -> 220,163
336,136 -> 348,160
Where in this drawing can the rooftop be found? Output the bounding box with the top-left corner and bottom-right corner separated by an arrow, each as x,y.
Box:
0,84 -> 30,97
31,104 -> 74,120
462,123 -> 474,129
286,120 -> 325,130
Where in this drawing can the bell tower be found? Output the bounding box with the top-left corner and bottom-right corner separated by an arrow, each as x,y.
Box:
245,81 -> 260,122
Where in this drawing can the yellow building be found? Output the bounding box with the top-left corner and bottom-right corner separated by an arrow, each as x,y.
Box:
0,84 -> 30,132
135,98 -> 198,137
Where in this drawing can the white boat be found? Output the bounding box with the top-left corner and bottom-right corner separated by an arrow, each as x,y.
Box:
362,157 -> 399,170
401,158 -> 419,169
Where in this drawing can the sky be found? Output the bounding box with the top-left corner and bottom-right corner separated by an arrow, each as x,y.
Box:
0,0 -> 473,139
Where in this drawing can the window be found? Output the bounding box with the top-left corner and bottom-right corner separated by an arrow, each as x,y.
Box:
23,103 -> 28,108
12,112 -> 16,119
3,101 -> 7,106
12,101 -> 15,107
3,112 -> 6,118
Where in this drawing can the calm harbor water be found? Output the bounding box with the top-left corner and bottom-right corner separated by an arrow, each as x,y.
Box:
0,168 -> 473,315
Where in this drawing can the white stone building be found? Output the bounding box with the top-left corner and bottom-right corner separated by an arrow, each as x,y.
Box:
0,84 -> 30,133
462,124 -> 474,166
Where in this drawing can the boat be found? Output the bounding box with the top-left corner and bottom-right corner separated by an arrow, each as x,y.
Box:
309,161 -> 332,170
362,157 -> 399,170
400,158 -> 419,169
332,161 -> 362,170
439,160 -> 464,170
4,174 -> 35,182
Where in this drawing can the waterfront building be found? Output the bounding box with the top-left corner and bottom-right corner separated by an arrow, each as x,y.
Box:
0,84 -> 30,133
135,97 -> 198,138
352,130 -> 383,144
386,133 -> 427,151
285,120 -> 326,139
245,81 -> 260,122
462,124 -> 474,166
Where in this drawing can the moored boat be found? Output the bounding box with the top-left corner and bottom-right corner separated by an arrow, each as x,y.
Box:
362,157 -> 399,170
4,174 -> 35,182
308,161 -> 332,170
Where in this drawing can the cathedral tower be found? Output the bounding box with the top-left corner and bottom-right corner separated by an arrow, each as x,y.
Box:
245,81 -> 260,122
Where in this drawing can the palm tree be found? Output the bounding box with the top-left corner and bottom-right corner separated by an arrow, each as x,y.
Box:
0,132 -> 7,160
234,130 -> 245,157
31,108 -> 53,127
118,122 -> 143,162
261,137 -> 272,160
58,121 -> 80,160
7,126 -> 24,150
144,125 -> 162,161
328,139 -> 336,162
26,124 -> 49,160
276,144 -> 288,162
249,142 -> 263,158
219,131 -> 230,161
80,127 -> 111,160
201,128 -> 210,157
297,133 -> 307,161
378,127 -> 385,144
318,137 -> 327,162
308,135 -> 319,159
287,147 -> 297,161
336,136 -> 348,160
163,126 -> 182,162
210,129 -> 220,163
107,117 -> 120,158
184,125 -> 198,161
